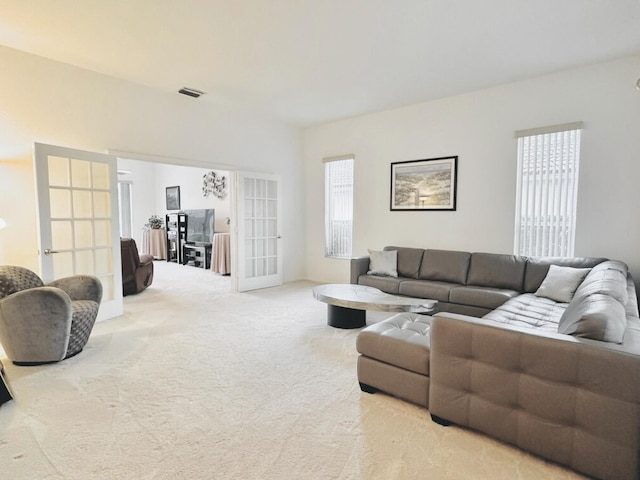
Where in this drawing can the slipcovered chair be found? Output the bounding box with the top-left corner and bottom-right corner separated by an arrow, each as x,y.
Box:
120,238 -> 154,296
0,266 -> 102,366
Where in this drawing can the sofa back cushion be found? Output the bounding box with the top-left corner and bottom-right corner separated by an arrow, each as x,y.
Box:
466,253 -> 527,291
418,249 -> 470,284
557,260 -> 631,343
558,294 -> 627,343
384,246 -> 424,278
573,260 -> 629,305
523,256 -> 606,293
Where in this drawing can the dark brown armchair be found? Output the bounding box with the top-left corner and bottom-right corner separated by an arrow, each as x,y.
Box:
120,238 -> 154,296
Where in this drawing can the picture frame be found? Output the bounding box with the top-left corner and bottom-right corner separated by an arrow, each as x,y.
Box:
166,186 -> 181,211
390,156 -> 458,211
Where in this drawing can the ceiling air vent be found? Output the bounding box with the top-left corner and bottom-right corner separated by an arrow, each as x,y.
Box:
178,87 -> 206,98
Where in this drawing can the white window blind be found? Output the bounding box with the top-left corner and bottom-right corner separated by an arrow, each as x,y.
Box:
324,155 -> 354,258
514,122 -> 582,257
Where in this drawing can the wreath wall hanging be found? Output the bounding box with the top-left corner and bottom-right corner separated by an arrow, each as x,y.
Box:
202,171 -> 227,199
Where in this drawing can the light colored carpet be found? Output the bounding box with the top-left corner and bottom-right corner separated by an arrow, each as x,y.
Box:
0,262 -> 586,479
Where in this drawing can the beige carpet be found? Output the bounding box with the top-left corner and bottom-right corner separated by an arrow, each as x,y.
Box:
0,262 -> 586,479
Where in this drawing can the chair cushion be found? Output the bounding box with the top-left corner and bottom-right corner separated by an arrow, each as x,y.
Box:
65,300 -> 100,358
0,266 -> 44,299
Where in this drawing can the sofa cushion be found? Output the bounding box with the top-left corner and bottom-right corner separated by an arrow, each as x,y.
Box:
558,293 -> 627,343
384,246 -> 424,279
534,265 -> 591,303
358,274 -> 403,294
449,286 -> 520,310
483,293 -> 566,332
466,253 -> 527,291
367,249 -> 398,277
356,313 -> 432,376
418,249 -> 471,284
399,280 -> 459,303
573,260 -> 629,305
524,256 -> 606,293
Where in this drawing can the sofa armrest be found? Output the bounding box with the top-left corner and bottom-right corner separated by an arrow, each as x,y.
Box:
350,256 -> 370,284
139,254 -> 154,266
47,275 -> 103,303
429,313 -> 640,480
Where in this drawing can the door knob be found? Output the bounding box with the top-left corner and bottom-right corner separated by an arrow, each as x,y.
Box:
43,249 -> 60,255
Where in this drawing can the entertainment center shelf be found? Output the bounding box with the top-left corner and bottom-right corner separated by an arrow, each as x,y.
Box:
165,213 -> 187,264
165,210 -> 214,269
183,243 -> 212,269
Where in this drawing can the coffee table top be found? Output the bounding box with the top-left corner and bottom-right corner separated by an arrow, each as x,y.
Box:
313,283 -> 437,313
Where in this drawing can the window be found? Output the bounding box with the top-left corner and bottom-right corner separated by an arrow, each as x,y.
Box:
117,181 -> 133,238
324,155 -> 354,258
514,122 -> 583,257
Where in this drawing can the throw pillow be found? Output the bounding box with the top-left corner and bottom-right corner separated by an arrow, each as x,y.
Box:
367,249 -> 398,277
534,265 -> 591,303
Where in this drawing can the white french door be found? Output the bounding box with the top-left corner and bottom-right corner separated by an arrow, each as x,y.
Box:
34,143 -> 123,321
232,172 -> 283,292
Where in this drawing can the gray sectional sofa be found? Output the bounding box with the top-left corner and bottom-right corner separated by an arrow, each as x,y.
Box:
351,247 -> 640,480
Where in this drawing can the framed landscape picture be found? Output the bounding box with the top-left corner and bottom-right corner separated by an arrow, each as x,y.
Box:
390,156 -> 458,211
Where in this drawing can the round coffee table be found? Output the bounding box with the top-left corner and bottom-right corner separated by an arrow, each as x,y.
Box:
313,283 -> 437,329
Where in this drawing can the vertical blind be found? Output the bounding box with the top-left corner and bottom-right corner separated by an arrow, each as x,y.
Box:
324,155 -> 354,258
514,122 -> 583,257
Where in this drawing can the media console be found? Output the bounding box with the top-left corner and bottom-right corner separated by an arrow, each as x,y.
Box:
182,243 -> 212,269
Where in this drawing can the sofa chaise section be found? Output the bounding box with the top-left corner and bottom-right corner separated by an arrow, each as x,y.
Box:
428,312 -> 640,480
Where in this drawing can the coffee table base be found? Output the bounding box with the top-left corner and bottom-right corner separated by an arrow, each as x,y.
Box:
327,305 -> 366,329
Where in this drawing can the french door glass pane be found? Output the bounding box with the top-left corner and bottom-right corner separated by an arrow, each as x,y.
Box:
53,252 -> 74,278
51,221 -> 73,250
93,191 -> 110,217
74,220 -> 94,248
50,189 -> 72,218
94,220 -> 111,247
92,163 -> 110,189
71,159 -> 92,188
73,190 -> 93,217
76,250 -> 95,274
95,248 -> 112,274
48,156 -> 70,187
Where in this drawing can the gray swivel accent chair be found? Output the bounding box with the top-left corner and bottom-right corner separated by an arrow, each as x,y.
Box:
0,266 -> 102,366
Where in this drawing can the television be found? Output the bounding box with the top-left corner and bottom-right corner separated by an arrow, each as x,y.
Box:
184,209 -> 215,245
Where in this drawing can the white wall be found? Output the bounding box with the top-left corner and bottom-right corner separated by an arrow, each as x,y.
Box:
303,55 -> 640,284
0,45 -> 305,282
153,164 -> 231,233
116,159 -> 231,248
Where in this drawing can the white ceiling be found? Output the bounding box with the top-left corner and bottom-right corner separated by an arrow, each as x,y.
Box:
1,0 -> 639,126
